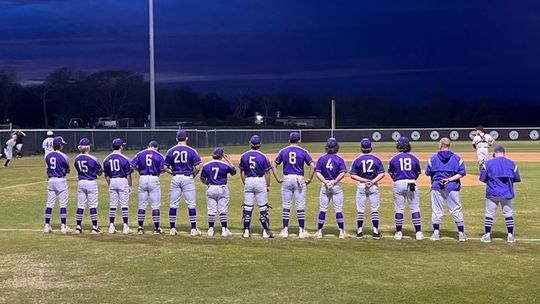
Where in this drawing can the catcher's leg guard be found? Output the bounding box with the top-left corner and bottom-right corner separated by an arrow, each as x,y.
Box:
242,204 -> 253,230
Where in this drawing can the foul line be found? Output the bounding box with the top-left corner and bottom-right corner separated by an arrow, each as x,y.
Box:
0,181 -> 47,190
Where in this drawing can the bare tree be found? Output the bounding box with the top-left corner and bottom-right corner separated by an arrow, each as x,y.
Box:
0,70 -> 18,123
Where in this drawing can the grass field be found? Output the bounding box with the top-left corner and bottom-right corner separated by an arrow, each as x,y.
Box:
1,141 -> 539,303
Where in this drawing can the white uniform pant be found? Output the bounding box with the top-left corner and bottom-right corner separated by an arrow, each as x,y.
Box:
244,177 -> 268,208
431,189 -> 464,224
281,174 -> 306,210
356,183 -> 380,213
109,177 -> 130,208
15,143 -> 22,153
170,175 -> 196,209
138,175 -> 161,209
319,183 -> 343,213
476,147 -> 489,164
3,146 -> 12,160
393,179 -> 420,213
77,180 -> 98,209
485,198 -> 513,218
207,185 -> 229,215
46,177 -> 68,208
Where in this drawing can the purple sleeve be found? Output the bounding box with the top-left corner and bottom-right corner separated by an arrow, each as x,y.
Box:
228,165 -> 237,176
414,157 -> 421,175
376,159 -> 385,174
123,158 -> 133,174
349,159 -> 359,175
274,152 -> 283,165
338,158 -> 347,173
388,158 -> 396,179
425,158 -> 432,176
130,154 -> 139,168
238,156 -> 246,171
479,166 -> 488,183
457,157 -> 466,176
513,164 -> 521,182
165,151 -> 173,167
315,158 -> 323,173
304,152 -> 313,165
159,155 -> 166,172
192,151 -> 201,166
200,167 -> 208,182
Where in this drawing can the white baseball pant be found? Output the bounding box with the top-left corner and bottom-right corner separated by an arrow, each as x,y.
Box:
319,183 -> 343,213
485,198 -> 513,218
431,189 -> 464,225
244,177 -> 268,208
109,177 -> 130,208
393,179 -> 420,213
281,174 -> 306,210
170,175 -> 196,209
138,175 -> 161,209
46,177 -> 68,208
356,183 -> 380,213
3,146 -> 12,160
476,147 -> 489,164
77,180 -> 99,209
206,185 -> 229,215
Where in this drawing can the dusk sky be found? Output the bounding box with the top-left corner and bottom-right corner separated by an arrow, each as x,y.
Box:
1,0 -> 539,101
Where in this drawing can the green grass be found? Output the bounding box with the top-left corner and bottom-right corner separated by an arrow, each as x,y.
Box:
0,141 -> 539,303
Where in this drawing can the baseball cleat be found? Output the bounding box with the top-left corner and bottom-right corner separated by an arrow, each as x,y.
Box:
43,224 -> 52,233
338,229 -> 347,239
60,224 -> 73,234
108,223 -> 117,234
75,226 -> 82,234
190,228 -> 202,236
415,231 -> 424,241
278,227 -> 289,238
122,224 -> 132,234
91,226 -> 102,234
169,228 -> 177,236
242,229 -> 250,238
458,232 -> 467,242
507,233 -> 515,244
480,233 -> 492,243
153,228 -> 163,235
314,230 -> 323,239
430,230 -> 440,241
298,228 -> 310,239
137,227 -> 144,235
372,231 -> 383,240
394,231 -> 403,240
356,229 -> 364,239
221,228 -> 232,237
262,229 -> 273,238
207,227 -> 214,237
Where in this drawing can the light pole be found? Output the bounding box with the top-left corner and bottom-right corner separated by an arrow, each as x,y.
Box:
149,0 -> 156,129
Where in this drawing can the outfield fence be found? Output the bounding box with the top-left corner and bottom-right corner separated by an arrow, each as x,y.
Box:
0,127 -> 538,155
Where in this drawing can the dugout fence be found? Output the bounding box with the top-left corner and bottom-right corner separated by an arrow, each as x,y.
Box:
0,127 -> 538,155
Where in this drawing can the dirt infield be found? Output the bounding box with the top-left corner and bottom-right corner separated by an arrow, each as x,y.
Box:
201,151 -> 538,187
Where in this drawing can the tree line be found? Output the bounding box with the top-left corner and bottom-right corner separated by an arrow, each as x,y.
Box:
0,68 -> 538,128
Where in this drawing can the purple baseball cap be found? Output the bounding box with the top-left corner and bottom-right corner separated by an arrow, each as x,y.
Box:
148,140 -> 159,147
360,138 -> 372,149
289,132 -> 301,143
79,138 -> 91,146
250,135 -> 261,145
326,137 -> 338,148
213,147 -> 224,158
494,145 -> 505,153
176,129 -> 188,140
397,136 -> 410,145
112,138 -> 126,147
53,136 -> 67,146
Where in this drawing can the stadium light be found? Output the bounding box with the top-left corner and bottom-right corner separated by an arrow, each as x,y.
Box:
149,0 -> 156,129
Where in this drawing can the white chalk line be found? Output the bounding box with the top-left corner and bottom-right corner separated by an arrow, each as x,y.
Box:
0,228 -> 539,242
0,181 -> 47,190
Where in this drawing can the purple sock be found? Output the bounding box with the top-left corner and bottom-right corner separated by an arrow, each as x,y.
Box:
297,209 -> 305,229
121,207 -> 129,225
137,209 -> 145,227
505,216 -> 514,234
188,208 -> 197,229
243,209 -> 252,230
76,208 -> 84,226
109,208 -> 116,224
411,211 -> 422,232
169,208 -> 177,229
282,208 -> 290,228
152,209 -> 160,230
484,217 -> 493,234
371,212 -> 379,230
220,213 -> 228,229
433,223 -> 440,231
90,208 -> 98,227
395,213 -> 404,232
44,207 -> 52,225
60,207 -> 67,225
317,211 -> 326,230
260,209 -> 269,230
336,212 -> 344,230
208,214 -> 215,228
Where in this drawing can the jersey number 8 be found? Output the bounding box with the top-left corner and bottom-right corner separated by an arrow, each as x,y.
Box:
289,152 -> 297,164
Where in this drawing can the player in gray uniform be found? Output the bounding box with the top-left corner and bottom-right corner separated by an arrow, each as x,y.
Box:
425,138 -> 467,242
3,134 -> 16,167
42,130 -> 54,155
239,135 -> 273,238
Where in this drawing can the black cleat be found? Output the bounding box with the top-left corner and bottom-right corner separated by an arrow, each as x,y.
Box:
137,227 -> 144,235
356,231 -> 364,239
372,232 -> 383,240
153,227 -> 163,235
91,226 -> 102,234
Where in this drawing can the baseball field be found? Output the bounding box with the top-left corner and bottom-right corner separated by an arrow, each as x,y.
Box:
0,141 -> 539,303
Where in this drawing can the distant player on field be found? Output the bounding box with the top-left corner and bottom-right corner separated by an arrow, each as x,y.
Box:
388,136 -> 424,241
165,130 -> 202,236
131,140 -> 166,235
472,126 -> 495,169
314,138 -> 347,239
3,134 -> 16,167
350,138 -> 385,240
272,132 -> 315,239
13,130 -> 26,158
479,145 -> 521,244
239,135 -> 274,238
74,138 -> 103,234
43,136 -> 72,233
200,147 -> 237,237
425,137 -> 467,242
103,138 -> 133,234
42,130 -> 55,155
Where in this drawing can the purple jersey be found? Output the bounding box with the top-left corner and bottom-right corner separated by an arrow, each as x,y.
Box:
74,154 -> 103,181
350,154 -> 385,180
480,157 -> 521,200
103,153 -> 132,178
239,150 -> 271,178
131,149 -> 166,176
425,151 -> 466,191
388,152 -> 421,181
165,145 -> 201,176
316,153 -> 347,180
45,151 -> 70,178
274,145 -> 313,176
200,160 -> 237,185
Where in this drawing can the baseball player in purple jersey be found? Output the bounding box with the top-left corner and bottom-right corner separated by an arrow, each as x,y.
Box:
350,138 -> 385,240
388,136 -> 424,241
74,138 -> 103,234
425,137 -> 467,242
43,136 -> 72,233
272,132 -> 315,239
165,130 -> 202,236
131,140 -> 166,235
200,148 -> 237,237
103,138 -> 133,234
479,145 -> 521,244
239,135 -> 273,238
314,138 -> 347,239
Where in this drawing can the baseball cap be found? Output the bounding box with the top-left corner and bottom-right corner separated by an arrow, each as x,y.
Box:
326,137 -> 338,148
360,138 -> 372,149
112,138 -> 126,147
79,138 -> 91,146
250,135 -> 261,145
46,130 -> 54,136
494,145 -> 505,153
398,136 -> 410,145
53,136 -> 67,146
148,140 -> 159,147
289,132 -> 301,143
176,129 -> 188,140
213,147 -> 224,158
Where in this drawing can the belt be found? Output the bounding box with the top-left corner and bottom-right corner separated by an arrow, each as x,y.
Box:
79,178 -> 97,181
142,174 -> 159,176
174,174 -> 193,177
48,176 -> 66,179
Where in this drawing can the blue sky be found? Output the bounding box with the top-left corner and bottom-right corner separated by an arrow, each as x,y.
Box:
1,0 -> 539,100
